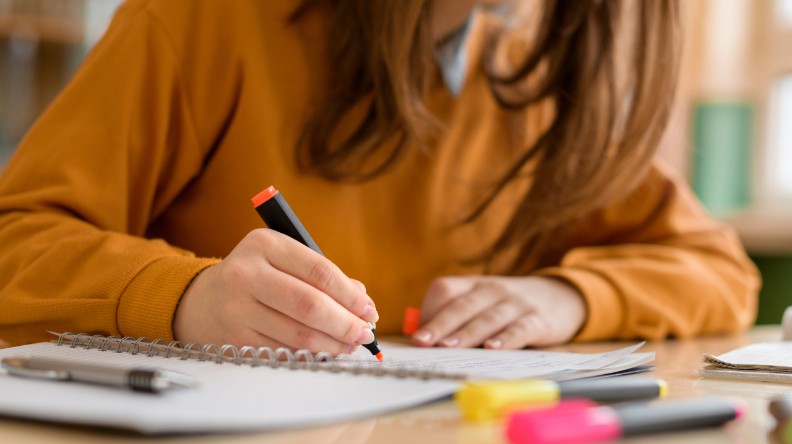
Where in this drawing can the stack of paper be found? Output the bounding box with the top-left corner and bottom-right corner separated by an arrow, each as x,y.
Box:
701,342 -> 792,384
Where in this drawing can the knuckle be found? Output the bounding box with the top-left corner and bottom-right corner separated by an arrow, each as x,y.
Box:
342,321 -> 362,344
448,292 -> 478,314
351,279 -> 367,294
427,278 -> 451,297
494,302 -> 516,319
509,317 -> 539,344
294,327 -> 319,351
475,280 -> 507,296
295,293 -> 323,321
349,292 -> 370,316
309,260 -> 337,292
425,318 -> 448,335
498,329 -> 522,348
426,278 -> 456,307
514,317 -> 534,333
247,228 -> 274,246
480,309 -> 504,325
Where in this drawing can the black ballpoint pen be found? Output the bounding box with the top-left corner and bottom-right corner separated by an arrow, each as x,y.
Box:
251,185 -> 383,361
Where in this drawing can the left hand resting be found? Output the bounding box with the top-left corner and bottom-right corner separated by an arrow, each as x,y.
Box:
411,276 -> 587,349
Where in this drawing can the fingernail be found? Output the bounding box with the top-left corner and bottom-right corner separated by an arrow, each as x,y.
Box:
356,328 -> 375,345
440,337 -> 459,348
346,344 -> 358,354
414,329 -> 433,343
485,339 -> 503,349
362,305 -> 379,323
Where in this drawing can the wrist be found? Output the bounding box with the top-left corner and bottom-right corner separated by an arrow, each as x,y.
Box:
172,262 -> 218,342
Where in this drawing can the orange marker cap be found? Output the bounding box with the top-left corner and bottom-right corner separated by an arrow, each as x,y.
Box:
403,306 -> 421,336
251,186 -> 279,208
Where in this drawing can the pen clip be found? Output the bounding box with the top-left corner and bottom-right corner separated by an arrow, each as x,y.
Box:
2,357 -> 70,381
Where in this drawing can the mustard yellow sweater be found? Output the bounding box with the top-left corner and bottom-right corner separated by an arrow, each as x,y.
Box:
0,0 -> 759,345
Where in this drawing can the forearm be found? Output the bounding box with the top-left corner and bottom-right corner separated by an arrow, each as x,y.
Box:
0,211 -> 217,345
536,228 -> 760,341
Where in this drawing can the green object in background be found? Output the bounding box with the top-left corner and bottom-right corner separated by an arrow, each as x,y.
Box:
692,102 -> 752,215
692,103 -> 791,327
752,255 -> 792,325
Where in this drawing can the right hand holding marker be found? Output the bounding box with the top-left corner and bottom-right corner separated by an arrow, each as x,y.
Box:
173,228 -> 379,355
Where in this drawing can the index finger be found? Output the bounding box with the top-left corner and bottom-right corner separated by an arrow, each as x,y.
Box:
260,229 -> 379,324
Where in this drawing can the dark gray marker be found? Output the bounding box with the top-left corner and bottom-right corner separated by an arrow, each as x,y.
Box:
251,186 -> 383,361
558,377 -> 666,402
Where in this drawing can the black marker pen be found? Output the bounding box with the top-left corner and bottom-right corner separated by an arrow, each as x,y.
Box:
251,186 -> 383,361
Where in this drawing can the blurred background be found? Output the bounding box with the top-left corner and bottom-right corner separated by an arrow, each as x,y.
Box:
0,0 -> 789,325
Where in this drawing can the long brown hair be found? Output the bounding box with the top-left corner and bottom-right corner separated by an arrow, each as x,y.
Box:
293,0 -> 681,271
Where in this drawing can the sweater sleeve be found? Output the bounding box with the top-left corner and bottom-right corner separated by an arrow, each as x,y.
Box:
0,2 -> 224,345
534,161 -> 760,341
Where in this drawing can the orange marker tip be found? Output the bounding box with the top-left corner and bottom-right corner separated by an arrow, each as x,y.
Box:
375,352 -> 384,362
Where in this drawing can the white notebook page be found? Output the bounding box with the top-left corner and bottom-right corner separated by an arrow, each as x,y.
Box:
342,341 -> 652,381
0,340 -> 651,433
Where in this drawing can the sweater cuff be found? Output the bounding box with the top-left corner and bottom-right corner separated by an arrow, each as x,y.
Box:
118,255 -> 220,341
533,266 -> 624,341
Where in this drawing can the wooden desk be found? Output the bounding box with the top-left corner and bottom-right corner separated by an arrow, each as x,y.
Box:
0,327 -> 789,444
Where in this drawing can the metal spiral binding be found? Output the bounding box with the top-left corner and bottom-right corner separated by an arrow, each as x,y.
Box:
52,332 -> 467,381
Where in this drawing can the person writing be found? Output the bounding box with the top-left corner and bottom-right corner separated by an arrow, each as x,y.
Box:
0,0 -> 759,354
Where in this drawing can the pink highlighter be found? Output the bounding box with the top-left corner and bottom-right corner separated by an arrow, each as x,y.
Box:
506,398 -> 742,444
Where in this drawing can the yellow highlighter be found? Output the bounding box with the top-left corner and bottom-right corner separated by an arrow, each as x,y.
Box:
456,378 -> 667,422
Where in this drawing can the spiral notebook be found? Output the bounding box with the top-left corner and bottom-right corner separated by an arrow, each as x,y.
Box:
0,332 -> 653,434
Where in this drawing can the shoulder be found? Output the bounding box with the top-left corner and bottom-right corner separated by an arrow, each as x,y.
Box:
121,0 -> 298,24
111,0 -> 302,51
